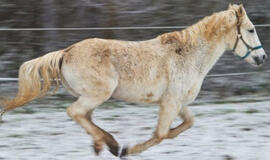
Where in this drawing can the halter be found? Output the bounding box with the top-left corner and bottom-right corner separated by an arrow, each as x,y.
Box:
232,12 -> 263,59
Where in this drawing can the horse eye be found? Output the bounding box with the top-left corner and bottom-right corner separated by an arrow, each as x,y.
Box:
248,29 -> 255,33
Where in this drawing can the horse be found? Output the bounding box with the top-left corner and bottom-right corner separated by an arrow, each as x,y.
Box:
0,4 -> 267,157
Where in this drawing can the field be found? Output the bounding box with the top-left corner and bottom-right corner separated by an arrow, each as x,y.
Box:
1,84 -> 270,160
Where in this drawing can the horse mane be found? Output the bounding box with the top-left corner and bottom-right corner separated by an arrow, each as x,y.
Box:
159,5 -> 242,51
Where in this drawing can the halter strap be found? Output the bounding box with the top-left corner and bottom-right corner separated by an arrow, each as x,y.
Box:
232,11 -> 262,59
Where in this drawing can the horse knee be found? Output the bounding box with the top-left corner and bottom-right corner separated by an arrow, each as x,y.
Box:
67,106 -> 76,118
66,104 -> 86,119
154,132 -> 166,144
180,107 -> 194,129
185,116 -> 194,129
67,97 -> 98,119
155,135 -> 165,144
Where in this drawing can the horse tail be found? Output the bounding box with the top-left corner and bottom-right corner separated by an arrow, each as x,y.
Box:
1,50 -> 64,112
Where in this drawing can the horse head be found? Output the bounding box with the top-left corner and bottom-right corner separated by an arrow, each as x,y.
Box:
227,4 -> 267,66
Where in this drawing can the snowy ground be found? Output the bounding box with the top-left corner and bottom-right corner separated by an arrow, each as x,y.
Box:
1,96 -> 270,160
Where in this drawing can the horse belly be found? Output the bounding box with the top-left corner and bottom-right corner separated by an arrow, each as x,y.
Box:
112,78 -> 167,104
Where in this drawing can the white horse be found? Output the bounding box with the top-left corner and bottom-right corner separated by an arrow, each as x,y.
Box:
0,4 -> 267,157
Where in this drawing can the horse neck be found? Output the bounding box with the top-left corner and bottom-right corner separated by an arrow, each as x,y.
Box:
182,13 -> 231,77
183,11 -> 236,76
199,40 -> 226,76
184,36 -> 226,77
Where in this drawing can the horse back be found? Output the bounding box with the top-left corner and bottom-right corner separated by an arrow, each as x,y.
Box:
61,38 -> 171,104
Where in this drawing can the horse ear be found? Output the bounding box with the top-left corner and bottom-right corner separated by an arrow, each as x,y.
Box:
228,3 -> 233,9
238,4 -> 246,17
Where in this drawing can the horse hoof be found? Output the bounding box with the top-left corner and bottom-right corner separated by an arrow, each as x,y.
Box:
120,147 -> 128,157
0,110 -> 5,121
108,144 -> 119,157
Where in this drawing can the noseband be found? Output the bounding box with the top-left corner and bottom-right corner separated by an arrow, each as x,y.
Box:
232,12 -> 262,59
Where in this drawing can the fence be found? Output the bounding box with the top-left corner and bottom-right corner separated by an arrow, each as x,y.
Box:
0,24 -> 270,81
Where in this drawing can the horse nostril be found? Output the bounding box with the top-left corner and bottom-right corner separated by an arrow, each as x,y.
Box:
263,55 -> 266,60
253,56 -> 264,65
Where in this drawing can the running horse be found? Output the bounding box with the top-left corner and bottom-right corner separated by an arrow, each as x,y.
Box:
0,4 -> 267,157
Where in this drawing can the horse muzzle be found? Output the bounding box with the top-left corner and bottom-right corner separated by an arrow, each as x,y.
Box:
253,54 -> 267,66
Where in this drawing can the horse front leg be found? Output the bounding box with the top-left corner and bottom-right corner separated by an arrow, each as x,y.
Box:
121,96 -> 181,156
166,106 -> 194,139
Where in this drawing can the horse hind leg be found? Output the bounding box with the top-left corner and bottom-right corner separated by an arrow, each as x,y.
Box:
62,54 -> 120,155
64,67 -> 120,155
85,109 -> 120,155
67,95 -> 120,156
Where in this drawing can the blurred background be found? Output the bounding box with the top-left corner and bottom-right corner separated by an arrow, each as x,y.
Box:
1,0 -> 270,102
0,0 -> 270,160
